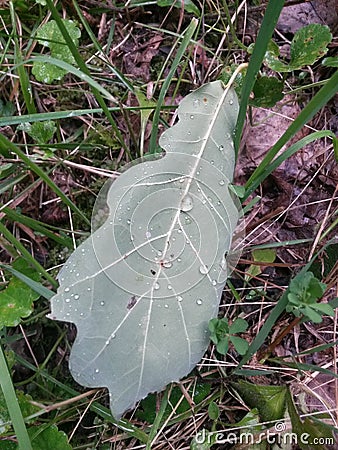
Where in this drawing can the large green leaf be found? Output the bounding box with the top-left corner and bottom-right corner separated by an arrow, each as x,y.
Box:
49,81 -> 239,419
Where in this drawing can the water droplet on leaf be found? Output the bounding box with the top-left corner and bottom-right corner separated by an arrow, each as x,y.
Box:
199,264 -> 209,274
181,195 -> 193,212
163,260 -> 172,268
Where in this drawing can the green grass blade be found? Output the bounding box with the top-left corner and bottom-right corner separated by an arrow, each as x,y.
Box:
27,56 -> 116,101
244,130 -> 335,198
146,386 -> 170,449
0,133 -> 90,226
13,354 -> 149,443
1,264 -> 55,300
244,70 -> 338,199
0,221 -> 57,287
0,105 -> 164,126
2,207 -> 73,248
148,18 -> 199,153
43,0 -> 130,155
234,0 -> 285,154
71,0 -> 134,92
9,3 -> 36,115
0,173 -> 28,195
0,343 -> 33,450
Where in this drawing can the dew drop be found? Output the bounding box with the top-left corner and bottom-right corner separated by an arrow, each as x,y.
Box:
196,298 -> 203,305
190,114 -> 194,119
177,296 -> 183,302
167,285 -> 172,290
177,258 -> 182,262
95,368 -> 99,373
154,282 -> 160,290
181,195 -> 194,212
219,145 -> 224,151
229,99 -> 234,105
64,287 -> 70,293
212,280 -> 217,286
164,304 -> 169,308
127,219 -> 131,225
163,260 -> 172,268
219,180 -> 225,186
199,264 -> 209,275
65,298 -> 71,303
145,231 -> 151,239
100,301 -> 105,306
87,287 -> 91,291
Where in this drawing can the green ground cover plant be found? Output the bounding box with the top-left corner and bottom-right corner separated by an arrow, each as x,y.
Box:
0,0 -> 337,448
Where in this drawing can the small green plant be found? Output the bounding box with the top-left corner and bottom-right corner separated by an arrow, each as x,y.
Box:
32,19 -> 81,83
208,317 -> 249,356
18,120 -> 56,145
0,259 -> 41,328
286,271 -> 333,323
262,24 -> 332,72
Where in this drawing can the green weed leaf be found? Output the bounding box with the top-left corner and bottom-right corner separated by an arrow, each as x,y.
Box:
251,76 -> 284,107
230,335 -> 249,355
0,259 -> 40,328
231,380 -> 287,422
27,425 -> 71,450
286,271 -> 331,323
207,401 -> 219,420
228,317 -> 248,334
32,19 -> 81,83
209,317 -> 248,355
246,248 -> 276,280
0,390 -> 38,434
290,24 -> 332,68
18,120 -> 56,144
49,81 -> 240,419
263,24 -> 332,72
286,389 -> 330,450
